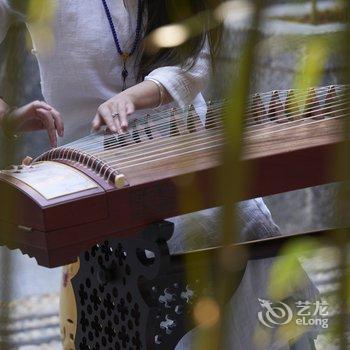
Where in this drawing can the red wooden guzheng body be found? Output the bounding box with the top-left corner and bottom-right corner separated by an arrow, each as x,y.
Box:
0,85 -> 348,267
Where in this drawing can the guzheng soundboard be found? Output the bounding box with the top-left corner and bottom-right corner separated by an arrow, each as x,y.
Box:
0,85 -> 349,267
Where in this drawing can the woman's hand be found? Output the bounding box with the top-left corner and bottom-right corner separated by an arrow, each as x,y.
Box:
92,92 -> 135,134
6,100 -> 64,147
91,80 -> 172,134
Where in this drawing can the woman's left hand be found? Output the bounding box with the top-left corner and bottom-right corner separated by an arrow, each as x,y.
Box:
92,92 -> 135,134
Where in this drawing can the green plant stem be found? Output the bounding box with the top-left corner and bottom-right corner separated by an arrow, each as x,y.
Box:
0,9 -> 27,348
212,1 -> 265,349
311,0 -> 318,25
335,1 -> 350,348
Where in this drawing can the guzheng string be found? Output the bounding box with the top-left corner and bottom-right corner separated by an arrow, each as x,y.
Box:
63,98 -> 349,171
69,85 -> 339,152
109,92 -> 349,172
65,85 -> 347,154
70,100 -> 224,144
37,85 -> 349,173
64,84 -> 345,153
114,115 -> 346,170
106,115 -> 347,172
81,112 -> 346,178
111,107 -> 348,163
89,114 -> 348,171
70,89 -> 347,157
67,92 -> 343,155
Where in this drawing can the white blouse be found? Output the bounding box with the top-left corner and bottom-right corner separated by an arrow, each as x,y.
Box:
0,0 -> 210,143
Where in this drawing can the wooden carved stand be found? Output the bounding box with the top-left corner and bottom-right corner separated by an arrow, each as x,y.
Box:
68,224 -> 343,350
71,221 -> 242,350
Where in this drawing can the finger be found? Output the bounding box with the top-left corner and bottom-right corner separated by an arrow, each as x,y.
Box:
113,113 -> 122,134
33,100 -> 53,111
117,103 -> 128,132
91,113 -> 103,132
126,102 -> 135,115
36,108 -> 57,148
37,108 -> 57,147
107,104 -> 122,134
50,108 -> 64,137
98,105 -> 118,133
22,156 -> 33,166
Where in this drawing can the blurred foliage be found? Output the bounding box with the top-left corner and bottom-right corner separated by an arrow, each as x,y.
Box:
26,0 -> 56,53
334,1 -> 350,348
292,38 -> 329,105
0,2 -> 55,346
214,1 -> 265,349
311,0 -> 318,24
271,7 -> 348,25
267,238 -> 321,301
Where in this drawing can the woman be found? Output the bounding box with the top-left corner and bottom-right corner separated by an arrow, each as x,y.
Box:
0,1 -> 318,349
0,0 -> 214,143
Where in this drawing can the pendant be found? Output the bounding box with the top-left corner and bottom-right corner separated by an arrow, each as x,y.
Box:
122,68 -> 128,90
122,53 -> 129,91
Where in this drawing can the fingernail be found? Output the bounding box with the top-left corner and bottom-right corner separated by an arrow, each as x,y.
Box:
22,156 -> 33,166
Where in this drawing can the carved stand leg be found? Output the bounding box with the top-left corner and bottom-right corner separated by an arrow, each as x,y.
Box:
65,221 -> 240,350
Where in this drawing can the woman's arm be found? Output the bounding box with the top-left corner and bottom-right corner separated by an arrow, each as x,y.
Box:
144,40 -> 211,109
0,3 -> 64,147
92,41 -> 210,134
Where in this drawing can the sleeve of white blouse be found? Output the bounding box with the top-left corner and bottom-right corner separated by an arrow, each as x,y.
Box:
0,0 -> 11,44
144,40 -> 211,108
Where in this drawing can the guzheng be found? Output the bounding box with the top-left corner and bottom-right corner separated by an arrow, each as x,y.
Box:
0,85 -> 349,267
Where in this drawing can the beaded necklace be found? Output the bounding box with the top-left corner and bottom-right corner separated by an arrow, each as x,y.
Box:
101,0 -> 143,90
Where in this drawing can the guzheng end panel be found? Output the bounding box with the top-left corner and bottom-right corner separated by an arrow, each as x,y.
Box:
0,161 -> 108,232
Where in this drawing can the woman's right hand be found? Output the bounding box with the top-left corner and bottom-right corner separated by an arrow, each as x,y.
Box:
6,100 -> 64,148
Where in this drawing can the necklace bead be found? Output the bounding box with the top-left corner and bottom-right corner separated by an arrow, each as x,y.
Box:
101,0 -> 143,90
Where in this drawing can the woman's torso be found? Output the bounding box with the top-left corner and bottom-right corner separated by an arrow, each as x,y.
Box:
25,0 -> 141,143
